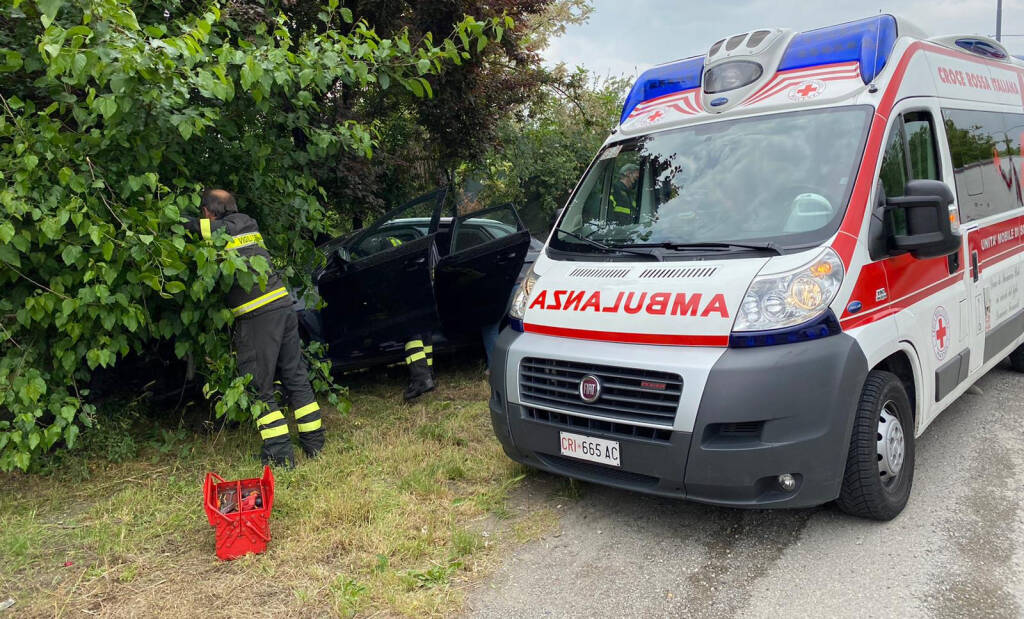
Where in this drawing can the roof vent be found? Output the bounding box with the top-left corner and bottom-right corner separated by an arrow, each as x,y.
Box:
931,34 -> 1010,61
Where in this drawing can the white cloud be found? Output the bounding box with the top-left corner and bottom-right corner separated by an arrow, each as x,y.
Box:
543,0 -> 1024,77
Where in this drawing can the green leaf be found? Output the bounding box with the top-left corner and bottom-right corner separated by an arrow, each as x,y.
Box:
416,58 -> 430,75
61,245 -> 82,265
477,34 -> 488,53
37,0 -> 64,20
0,222 -> 14,244
340,7 -> 353,22
101,241 -> 113,261
165,281 -> 185,294
0,50 -> 23,73
178,121 -> 193,140
64,424 -> 79,448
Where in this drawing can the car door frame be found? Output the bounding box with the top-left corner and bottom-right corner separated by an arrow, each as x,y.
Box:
434,202 -> 532,337
317,189 -> 447,361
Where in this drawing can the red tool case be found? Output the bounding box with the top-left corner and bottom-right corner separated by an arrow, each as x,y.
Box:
203,466 -> 275,560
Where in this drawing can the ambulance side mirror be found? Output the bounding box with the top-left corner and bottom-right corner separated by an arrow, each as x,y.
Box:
885,179 -> 961,260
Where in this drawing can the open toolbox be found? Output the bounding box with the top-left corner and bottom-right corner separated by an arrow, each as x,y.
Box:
203,465 -> 275,560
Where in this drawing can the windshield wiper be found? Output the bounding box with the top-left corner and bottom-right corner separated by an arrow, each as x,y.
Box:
625,241 -> 783,255
556,229 -> 661,261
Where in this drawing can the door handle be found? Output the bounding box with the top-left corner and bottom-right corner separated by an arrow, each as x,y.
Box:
496,251 -> 518,263
970,250 -> 979,282
404,256 -> 427,270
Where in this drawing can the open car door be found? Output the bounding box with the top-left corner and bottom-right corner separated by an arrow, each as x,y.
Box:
435,203 -> 532,336
317,190 -> 444,362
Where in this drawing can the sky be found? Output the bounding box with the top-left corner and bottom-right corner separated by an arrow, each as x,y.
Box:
542,0 -> 1024,79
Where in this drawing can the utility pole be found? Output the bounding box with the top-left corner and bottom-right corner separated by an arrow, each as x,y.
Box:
997,0 -> 1003,42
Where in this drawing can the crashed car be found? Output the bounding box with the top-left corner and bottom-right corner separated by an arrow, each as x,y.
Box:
298,190 -> 538,369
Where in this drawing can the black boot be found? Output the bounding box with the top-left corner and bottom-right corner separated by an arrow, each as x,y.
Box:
299,428 -> 325,459
404,358 -> 435,401
260,438 -> 296,469
424,344 -> 435,382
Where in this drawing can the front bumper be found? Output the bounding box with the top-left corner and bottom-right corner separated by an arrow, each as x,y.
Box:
488,328 -> 868,508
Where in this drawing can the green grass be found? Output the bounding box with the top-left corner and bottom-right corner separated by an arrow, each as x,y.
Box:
0,359 -> 537,617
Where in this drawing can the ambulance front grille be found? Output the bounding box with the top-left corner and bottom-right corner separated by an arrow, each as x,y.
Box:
524,407 -> 672,443
519,358 -> 682,426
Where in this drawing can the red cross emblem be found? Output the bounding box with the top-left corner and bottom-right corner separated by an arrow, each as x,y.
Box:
935,316 -> 947,349
796,83 -> 819,97
647,110 -> 664,121
932,306 -> 950,360
788,80 -> 825,101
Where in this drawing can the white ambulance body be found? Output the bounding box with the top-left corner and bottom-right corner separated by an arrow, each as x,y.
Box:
488,15 -> 1024,520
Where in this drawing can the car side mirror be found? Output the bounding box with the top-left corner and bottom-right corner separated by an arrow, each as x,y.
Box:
885,179 -> 961,259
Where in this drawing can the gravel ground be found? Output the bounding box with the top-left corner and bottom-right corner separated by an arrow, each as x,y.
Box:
467,363 -> 1024,618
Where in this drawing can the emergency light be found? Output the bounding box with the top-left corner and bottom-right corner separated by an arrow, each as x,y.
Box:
619,14 -> 900,122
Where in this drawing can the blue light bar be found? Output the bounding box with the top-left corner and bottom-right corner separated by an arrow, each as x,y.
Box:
778,15 -> 898,83
619,56 -> 704,123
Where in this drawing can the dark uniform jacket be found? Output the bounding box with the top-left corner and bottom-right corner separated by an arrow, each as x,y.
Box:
184,213 -> 293,318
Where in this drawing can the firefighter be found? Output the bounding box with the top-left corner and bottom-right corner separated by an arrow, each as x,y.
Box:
185,189 -> 324,467
381,236 -> 436,401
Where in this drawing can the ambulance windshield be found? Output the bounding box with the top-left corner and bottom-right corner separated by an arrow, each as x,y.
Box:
552,105 -> 872,255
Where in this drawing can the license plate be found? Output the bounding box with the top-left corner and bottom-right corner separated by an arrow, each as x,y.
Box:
559,431 -> 620,467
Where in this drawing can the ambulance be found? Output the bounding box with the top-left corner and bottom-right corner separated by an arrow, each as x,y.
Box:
488,15 -> 1024,520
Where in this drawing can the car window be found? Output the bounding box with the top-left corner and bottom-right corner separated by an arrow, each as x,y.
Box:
453,225 -> 492,253
351,225 -> 423,259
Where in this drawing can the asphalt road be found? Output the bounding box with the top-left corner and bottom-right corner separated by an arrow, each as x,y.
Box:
467,363 -> 1024,618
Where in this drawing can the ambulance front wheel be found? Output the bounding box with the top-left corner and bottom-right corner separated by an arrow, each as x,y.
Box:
836,370 -> 915,521
1007,343 -> 1024,372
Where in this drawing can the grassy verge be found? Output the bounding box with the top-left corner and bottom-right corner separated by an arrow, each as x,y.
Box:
0,359 -> 539,617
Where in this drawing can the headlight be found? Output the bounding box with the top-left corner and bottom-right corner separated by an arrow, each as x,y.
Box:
734,248 -> 844,331
508,265 -> 540,320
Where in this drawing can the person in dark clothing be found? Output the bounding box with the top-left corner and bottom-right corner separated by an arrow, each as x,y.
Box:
609,163 -> 640,224
185,189 -> 324,467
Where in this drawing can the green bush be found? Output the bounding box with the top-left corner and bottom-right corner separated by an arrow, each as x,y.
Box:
0,0 -> 505,470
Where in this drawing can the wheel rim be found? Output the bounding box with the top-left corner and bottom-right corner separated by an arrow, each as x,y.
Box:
877,401 -> 905,486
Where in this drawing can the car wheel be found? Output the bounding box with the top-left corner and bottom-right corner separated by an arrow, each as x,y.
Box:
836,370 -> 914,521
1008,343 -> 1024,372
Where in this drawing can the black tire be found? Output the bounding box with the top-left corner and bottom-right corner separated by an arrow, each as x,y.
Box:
836,370 -> 915,521
1009,343 -> 1024,372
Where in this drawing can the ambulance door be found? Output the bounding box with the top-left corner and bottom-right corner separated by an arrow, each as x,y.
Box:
947,108 -> 1024,376
880,106 -> 969,425
434,203 -> 531,337
318,190 -> 444,360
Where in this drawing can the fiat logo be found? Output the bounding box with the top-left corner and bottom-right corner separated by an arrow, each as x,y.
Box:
579,375 -> 602,403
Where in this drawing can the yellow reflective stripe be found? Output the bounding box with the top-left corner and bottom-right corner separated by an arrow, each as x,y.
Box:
297,418 -> 322,433
405,340 -> 424,351
260,425 -> 289,440
231,287 -> 289,317
427,358 -> 433,366
388,237 -> 402,247
406,351 -> 426,364
257,410 -> 284,426
225,232 -> 264,251
294,401 -> 320,419
200,218 -> 212,240
424,346 -> 433,354
612,205 -> 631,214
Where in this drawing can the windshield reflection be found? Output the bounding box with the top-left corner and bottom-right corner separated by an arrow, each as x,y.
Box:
553,106 -> 872,253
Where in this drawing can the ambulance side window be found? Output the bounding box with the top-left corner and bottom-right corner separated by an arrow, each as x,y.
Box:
904,112 -> 941,181
943,108 -> 1021,222
879,118 -> 908,200
878,112 -> 941,238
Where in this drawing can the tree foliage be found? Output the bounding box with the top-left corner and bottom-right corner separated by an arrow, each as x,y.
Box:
469,69 -> 629,236
0,0 -> 503,470
319,0 -> 593,223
